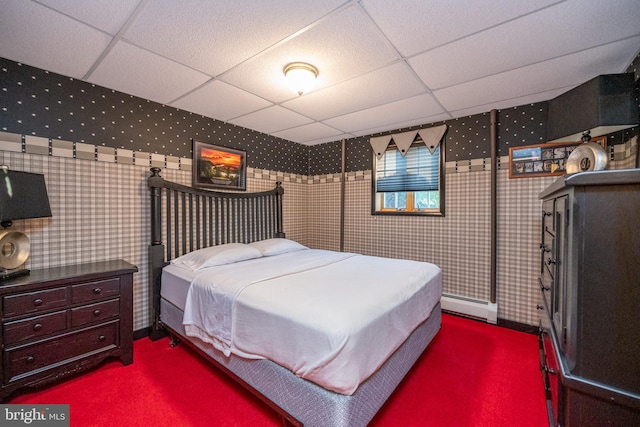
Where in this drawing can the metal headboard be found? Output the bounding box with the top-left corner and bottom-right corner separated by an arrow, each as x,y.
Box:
147,167 -> 284,338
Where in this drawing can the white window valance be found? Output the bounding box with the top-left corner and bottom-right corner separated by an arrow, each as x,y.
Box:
369,125 -> 447,158
370,135 -> 392,160
418,125 -> 447,154
391,131 -> 417,157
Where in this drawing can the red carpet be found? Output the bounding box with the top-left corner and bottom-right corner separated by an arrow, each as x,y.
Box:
9,314 -> 548,426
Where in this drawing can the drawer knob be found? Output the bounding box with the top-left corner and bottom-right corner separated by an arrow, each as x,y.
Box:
93,309 -> 101,317
33,298 -> 44,306
26,356 -> 35,364
98,335 -> 106,342
92,288 -> 102,295
32,323 -> 43,331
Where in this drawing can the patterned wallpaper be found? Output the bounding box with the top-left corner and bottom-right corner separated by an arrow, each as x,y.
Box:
2,57 -> 555,178
308,102 -> 550,176
1,56 -> 638,330
304,61 -> 638,326
311,103 -> 636,176
0,144 -> 310,331
0,58 -> 308,176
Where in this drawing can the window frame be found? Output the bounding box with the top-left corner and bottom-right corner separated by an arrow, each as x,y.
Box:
371,140 -> 445,217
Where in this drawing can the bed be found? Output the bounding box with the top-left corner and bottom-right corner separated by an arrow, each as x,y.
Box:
147,167 -> 442,426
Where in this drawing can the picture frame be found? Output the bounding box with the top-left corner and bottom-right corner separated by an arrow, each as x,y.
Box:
192,140 -> 246,190
508,136 -> 606,179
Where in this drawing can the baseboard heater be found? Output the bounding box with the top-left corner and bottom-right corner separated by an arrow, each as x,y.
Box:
441,294 -> 498,324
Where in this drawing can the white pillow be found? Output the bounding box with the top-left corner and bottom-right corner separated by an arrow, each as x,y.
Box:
249,238 -> 307,256
170,243 -> 262,271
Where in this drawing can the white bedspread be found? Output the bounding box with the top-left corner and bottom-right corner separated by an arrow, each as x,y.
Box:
182,249 -> 442,395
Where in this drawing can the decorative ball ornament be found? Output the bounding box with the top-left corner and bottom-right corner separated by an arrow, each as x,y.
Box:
566,135 -> 609,174
0,230 -> 30,270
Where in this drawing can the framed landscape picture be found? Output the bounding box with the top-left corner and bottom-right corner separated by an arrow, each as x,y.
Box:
192,140 -> 246,190
508,136 -> 606,179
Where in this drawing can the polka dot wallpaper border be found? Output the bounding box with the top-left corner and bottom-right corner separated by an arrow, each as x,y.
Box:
2,56 -> 637,178
0,58 -> 308,176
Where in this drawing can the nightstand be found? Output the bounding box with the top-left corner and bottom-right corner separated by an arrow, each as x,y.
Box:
0,259 -> 137,401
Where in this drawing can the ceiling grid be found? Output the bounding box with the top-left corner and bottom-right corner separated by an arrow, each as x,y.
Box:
0,0 -> 638,145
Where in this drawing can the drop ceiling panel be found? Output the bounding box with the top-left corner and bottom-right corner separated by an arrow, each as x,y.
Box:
305,135 -> 355,146
282,62 -> 425,120
433,36 -> 640,112
220,4 -> 400,103
410,0 -> 640,90
450,88 -> 567,120
361,0 -> 561,56
274,122 -> 343,144
350,113 -> 452,137
0,1 -> 638,146
123,0 -> 347,76
324,93 -> 444,133
37,0 -> 140,35
229,106 -> 313,135
88,41 -> 211,104
0,0 -> 113,78
171,80 -> 272,121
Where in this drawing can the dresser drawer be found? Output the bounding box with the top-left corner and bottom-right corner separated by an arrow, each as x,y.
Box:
71,299 -> 119,327
3,310 -> 68,345
2,288 -> 67,318
71,278 -> 120,304
3,321 -> 119,384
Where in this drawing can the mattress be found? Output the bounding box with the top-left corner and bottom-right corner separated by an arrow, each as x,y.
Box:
162,249 -> 442,395
161,263 -> 194,311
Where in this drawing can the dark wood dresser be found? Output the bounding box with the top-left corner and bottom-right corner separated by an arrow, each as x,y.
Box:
0,259 -> 137,401
538,169 -> 640,426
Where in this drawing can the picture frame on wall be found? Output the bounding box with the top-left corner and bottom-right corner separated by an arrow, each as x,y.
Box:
508,136 -> 606,179
192,140 -> 246,191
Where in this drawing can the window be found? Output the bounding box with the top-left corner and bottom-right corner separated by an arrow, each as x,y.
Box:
372,142 -> 444,216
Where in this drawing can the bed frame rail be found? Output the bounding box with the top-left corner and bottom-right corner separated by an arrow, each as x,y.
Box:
147,167 -> 284,339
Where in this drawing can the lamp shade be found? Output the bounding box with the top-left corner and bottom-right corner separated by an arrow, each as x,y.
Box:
547,73 -> 638,142
0,169 -> 52,223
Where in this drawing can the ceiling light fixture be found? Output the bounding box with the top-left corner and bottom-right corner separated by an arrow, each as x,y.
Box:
283,62 -> 318,96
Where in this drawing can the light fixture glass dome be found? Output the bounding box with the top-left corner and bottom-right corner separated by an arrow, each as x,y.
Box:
284,62 -> 318,96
